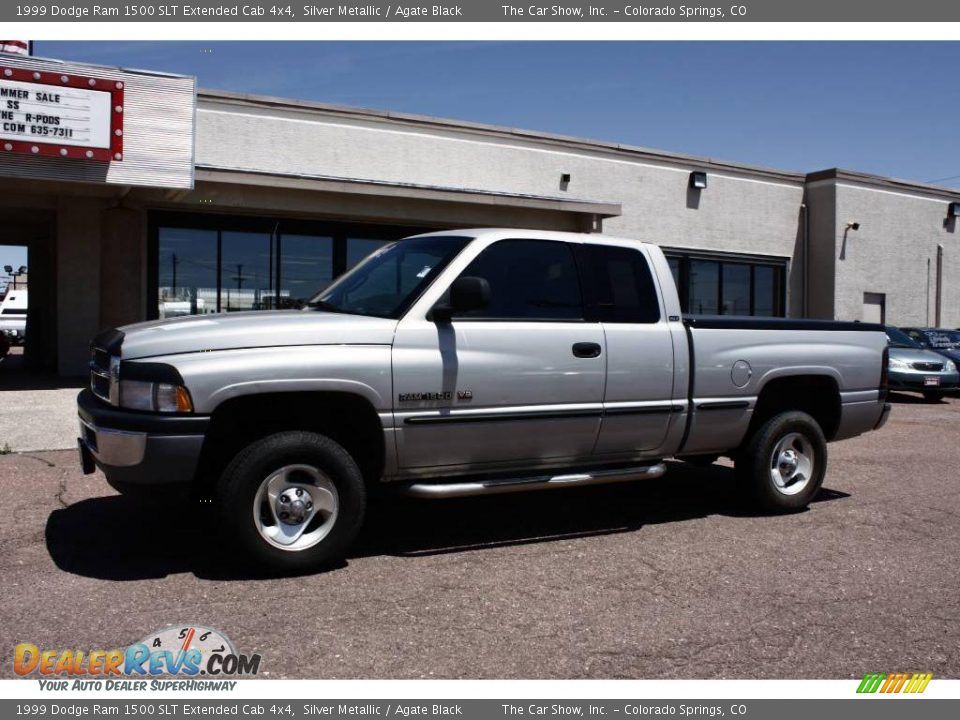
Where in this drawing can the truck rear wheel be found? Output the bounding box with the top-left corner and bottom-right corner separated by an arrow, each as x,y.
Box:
736,411 -> 826,513
218,431 -> 366,573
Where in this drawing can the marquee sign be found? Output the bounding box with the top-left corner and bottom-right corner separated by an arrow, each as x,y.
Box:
0,65 -> 124,162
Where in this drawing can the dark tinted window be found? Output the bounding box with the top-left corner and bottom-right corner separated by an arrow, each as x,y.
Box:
580,245 -> 660,323
456,239 -> 583,320
688,259 -> 720,315
721,263 -> 751,315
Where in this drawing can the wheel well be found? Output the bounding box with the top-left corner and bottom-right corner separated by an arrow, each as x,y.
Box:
748,375 -> 841,442
195,392 -> 385,492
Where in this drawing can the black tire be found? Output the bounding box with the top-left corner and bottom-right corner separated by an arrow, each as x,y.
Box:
922,390 -> 943,402
218,431 -> 366,573
736,411 -> 827,513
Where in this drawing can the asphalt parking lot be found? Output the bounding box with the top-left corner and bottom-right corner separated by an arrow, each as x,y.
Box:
1,392 -> 958,680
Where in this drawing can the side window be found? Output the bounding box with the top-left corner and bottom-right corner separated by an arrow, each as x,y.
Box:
580,245 -> 661,323
456,239 -> 583,320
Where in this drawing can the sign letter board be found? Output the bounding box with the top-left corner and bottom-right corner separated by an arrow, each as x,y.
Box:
0,65 -> 124,161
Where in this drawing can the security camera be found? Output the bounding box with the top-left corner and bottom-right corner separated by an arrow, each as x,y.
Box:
846,222 -> 860,231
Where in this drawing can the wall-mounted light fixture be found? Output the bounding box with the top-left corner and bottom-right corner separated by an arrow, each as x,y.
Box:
845,221 -> 861,231
689,171 -> 708,190
949,202 -> 960,218
559,173 -> 571,191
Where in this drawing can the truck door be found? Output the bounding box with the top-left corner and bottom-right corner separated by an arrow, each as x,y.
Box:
577,243 -> 677,455
392,238 -> 605,471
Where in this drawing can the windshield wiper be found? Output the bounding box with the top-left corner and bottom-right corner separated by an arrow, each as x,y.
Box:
307,300 -> 343,313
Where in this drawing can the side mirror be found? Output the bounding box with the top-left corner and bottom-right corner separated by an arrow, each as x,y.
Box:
433,276 -> 490,321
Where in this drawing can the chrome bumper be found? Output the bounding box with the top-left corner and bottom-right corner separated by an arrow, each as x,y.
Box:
79,417 -> 146,468
76,389 -> 208,487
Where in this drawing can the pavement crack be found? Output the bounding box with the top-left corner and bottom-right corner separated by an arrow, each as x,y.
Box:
18,453 -> 57,468
55,475 -> 69,508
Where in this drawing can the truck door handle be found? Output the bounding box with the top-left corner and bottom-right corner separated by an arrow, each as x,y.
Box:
572,342 -> 602,358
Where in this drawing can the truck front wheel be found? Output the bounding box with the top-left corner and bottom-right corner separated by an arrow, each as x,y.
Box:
218,431 -> 366,573
736,411 -> 827,513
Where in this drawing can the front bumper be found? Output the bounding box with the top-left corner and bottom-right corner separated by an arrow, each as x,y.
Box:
77,389 -> 209,487
888,368 -> 959,392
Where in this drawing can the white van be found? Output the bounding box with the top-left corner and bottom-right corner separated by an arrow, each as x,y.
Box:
0,288 -> 27,343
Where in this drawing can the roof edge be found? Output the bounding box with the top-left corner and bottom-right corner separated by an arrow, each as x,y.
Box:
806,168 -> 960,200
197,88 -> 806,186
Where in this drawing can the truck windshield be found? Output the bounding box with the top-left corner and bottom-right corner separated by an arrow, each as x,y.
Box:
307,235 -> 472,318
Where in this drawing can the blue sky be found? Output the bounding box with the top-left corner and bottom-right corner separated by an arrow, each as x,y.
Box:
7,41 -> 958,281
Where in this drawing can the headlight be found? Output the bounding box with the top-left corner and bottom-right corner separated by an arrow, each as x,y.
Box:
119,379 -> 193,413
888,357 -> 910,369
947,360 -> 958,373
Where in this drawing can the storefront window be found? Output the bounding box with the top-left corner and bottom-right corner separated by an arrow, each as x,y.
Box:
688,259 -> 720,315
157,228 -> 218,318
666,251 -> 786,317
721,263 -> 751,315
753,265 -> 778,316
152,216 -> 425,318
281,235 -> 334,308
220,231 -> 272,312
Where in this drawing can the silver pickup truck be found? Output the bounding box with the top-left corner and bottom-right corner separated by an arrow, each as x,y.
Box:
78,229 -> 890,572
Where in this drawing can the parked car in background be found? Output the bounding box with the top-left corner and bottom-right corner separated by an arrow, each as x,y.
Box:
885,326 -> 959,401
0,288 -> 27,345
901,327 -> 960,366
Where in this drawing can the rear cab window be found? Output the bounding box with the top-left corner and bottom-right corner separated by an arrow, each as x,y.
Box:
577,244 -> 661,323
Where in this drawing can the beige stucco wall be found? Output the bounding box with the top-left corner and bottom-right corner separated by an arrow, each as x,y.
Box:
829,182 -> 959,327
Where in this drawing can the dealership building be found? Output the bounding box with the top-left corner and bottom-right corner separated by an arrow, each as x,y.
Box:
2,53 -> 959,376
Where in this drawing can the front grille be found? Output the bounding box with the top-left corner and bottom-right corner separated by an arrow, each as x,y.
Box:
89,345 -> 114,403
912,361 -> 944,372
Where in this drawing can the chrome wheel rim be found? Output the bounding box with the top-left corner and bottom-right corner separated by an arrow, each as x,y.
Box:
253,464 -> 339,551
769,432 -> 814,496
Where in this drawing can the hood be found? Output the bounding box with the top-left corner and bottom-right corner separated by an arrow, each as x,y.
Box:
115,310 -> 398,360
888,346 -> 953,365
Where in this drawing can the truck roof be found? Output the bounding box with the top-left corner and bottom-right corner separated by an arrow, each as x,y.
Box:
407,228 -> 648,247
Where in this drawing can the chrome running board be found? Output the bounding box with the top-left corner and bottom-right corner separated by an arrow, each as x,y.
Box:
399,463 -> 667,499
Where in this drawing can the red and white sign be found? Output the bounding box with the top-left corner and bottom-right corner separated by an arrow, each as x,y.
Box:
0,41 -> 29,57
0,65 -> 124,162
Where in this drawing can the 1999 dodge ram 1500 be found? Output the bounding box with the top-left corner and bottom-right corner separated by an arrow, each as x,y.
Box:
78,229 -> 891,571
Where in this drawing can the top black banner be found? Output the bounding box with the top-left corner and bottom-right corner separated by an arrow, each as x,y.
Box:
3,0 -> 960,22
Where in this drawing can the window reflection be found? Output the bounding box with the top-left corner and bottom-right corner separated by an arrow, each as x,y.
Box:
154,220 -> 422,318
157,228 -> 218,319
688,260 -> 719,315
666,252 -> 785,317
721,263 -> 751,315
220,232 -> 272,312
753,265 -> 776,316
347,238 -> 390,270
282,235 -> 334,308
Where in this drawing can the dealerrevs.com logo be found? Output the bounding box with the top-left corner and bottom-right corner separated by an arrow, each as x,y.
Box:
14,625 -> 261,691
857,672 -> 933,694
